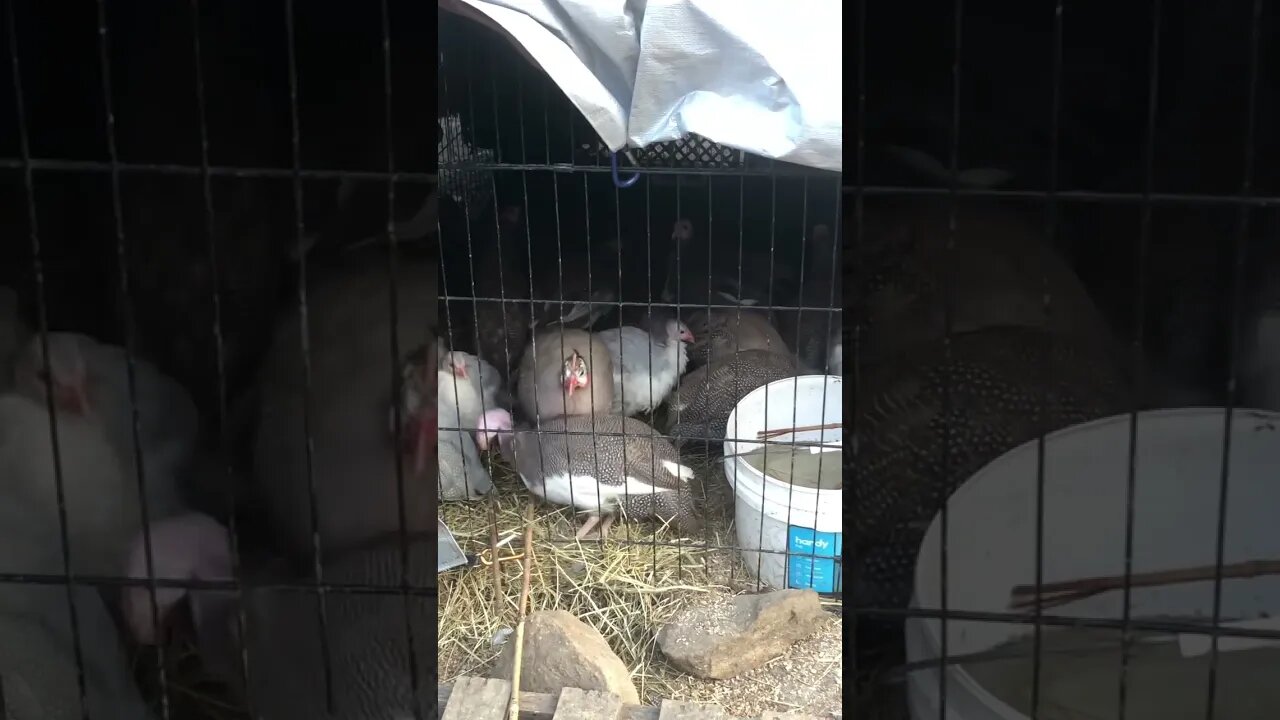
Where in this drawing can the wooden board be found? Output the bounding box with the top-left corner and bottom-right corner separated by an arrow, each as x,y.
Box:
439,676 -> 512,720
658,698 -> 734,720
551,686 -> 625,719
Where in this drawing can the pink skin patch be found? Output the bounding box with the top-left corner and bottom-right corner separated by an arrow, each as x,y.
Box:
678,326 -> 695,343
451,360 -> 468,379
53,378 -> 90,416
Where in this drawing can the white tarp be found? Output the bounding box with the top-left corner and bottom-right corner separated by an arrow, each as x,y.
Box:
440,0 -> 842,174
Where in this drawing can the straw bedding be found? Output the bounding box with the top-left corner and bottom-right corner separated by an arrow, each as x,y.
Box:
437,450 -> 758,704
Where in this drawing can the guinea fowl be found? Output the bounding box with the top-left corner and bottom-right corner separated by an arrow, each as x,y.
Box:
122,513 -> 430,720
596,314 -> 694,417
436,368 -> 495,500
664,349 -> 799,446
0,488 -> 155,720
684,308 -> 791,369
11,331 -> 197,519
253,244 -> 435,564
439,345 -> 506,413
852,326 -> 1128,610
477,408 -> 699,539
516,328 -> 614,422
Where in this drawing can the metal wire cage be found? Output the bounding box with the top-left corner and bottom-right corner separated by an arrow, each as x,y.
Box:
436,7 -> 845,715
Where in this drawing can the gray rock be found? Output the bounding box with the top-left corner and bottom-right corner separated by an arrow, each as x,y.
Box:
491,610 -> 639,703
657,590 -> 827,680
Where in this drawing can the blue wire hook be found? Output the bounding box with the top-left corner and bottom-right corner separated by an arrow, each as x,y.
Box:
610,151 -> 641,188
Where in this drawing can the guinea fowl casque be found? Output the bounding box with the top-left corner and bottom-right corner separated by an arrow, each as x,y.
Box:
596,313 -> 694,417
477,408 -> 699,540
516,328 -> 614,422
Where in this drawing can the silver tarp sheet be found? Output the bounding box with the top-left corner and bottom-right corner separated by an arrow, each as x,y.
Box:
440,0 -> 842,174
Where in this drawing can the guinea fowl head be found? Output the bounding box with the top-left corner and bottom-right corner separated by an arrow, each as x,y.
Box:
16,334 -> 91,417
476,407 -> 513,452
561,350 -> 590,396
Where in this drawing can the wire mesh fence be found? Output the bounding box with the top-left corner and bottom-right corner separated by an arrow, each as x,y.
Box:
4,1 -> 1280,720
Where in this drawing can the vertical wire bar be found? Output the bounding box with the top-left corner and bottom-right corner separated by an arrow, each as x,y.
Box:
378,3 -> 423,717
90,2 -> 171,715
1206,2 -> 1264,717
814,178 -> 843,595
519,76 -> 549,527
752,170 -> 781,592
646,177 -> 658,573
939,1 -> 964,716
581,170 -> 606,548
4,5 -> 93,717
852,0 -> 865,691
779,181 -> 806,590
1120,2 -> 1165,717
614,156 -> 637,550
187,1 -> 254,711
726,173 -> 746,589
540,82 -> 577,538
1031,4 -> 1067,717
281,0 -> 336,708
455,37 -> 504,491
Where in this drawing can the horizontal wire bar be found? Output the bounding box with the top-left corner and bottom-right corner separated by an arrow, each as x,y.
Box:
435,427 -> 845,442
438,160 -> 839,177
849,184 -> 1280,206
438,297 -> 845,312
0,573 -> 435,594
851,606 -> 1280,639
0,157 -> 438,183
8,156 -> 1272,207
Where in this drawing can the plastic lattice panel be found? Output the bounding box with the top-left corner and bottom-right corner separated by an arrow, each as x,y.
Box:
437,113 -> 494,218
578,134 -> 745,169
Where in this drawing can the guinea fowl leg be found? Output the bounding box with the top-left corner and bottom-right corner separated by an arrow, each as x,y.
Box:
575,514 -> 602,540
596,513 -> 616,540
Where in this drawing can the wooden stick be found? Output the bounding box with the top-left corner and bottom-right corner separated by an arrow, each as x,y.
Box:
756,422 -> 843,440
1009,559 -> 1280,610
507,504 -> 536,720
488,501 -> 503,607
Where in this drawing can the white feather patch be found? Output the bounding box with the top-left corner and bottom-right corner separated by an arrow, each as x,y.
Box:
523,472 -> 674,514
660,460 -> 695,481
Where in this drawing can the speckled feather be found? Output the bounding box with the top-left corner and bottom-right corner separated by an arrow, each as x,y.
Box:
499,414 -> 699,532
851,327 -> 1128,609
685,309 -> 790,369
664,349 -> 798,446
189,535 -> 434,720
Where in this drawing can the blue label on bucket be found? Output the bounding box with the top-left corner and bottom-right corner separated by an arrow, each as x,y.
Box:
786,526 -> 842,593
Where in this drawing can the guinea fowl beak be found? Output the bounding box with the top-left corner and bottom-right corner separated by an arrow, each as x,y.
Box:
451,361 -> 468,379
680,328 -> 695,343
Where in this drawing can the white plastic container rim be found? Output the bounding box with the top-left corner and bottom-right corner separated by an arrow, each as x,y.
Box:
907,407 -> 1280,720
723,374 -> 844,533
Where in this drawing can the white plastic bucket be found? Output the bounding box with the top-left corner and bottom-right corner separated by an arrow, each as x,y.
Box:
907,408 -> 1280,720
722,375 -> 843,593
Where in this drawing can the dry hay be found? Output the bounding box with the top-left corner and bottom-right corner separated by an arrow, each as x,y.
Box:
438,450 -> 768,705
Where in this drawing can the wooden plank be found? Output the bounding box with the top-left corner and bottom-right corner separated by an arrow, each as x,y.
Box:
760,713 -> 828,720
551,686 -> 625,719
658,698 -> 734,720
440,676 -> 512,720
